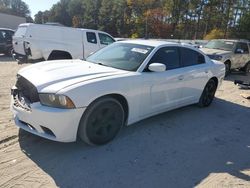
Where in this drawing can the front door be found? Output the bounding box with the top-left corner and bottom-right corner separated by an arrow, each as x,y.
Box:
140,47 -> 184,116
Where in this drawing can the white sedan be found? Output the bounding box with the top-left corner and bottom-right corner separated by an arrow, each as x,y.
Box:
11,40 -> 225,145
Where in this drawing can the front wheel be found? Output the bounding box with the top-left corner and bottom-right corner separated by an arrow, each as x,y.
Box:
198,79 -> 217,107
243,62 -> 250,74
78,97 -> 125,145
224,61 -> 231,77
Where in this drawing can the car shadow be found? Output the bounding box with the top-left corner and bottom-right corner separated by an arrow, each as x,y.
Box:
0,54 -> 14,62
225,70 -> 250,82
18,98 -> 250,188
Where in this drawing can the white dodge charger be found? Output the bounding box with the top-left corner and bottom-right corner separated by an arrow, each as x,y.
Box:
11,40 -> 225,145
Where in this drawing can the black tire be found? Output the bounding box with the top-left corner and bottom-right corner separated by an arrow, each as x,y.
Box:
198,79 -> 217,107
224,61 -> 231,77
78,97 -> 125,145
243,62 -> 250,74
4,48 -> 13,57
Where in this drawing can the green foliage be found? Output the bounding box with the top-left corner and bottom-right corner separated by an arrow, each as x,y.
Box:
31,0 -> 250,39
235,12 -> 250,39
0,0 -> 30,18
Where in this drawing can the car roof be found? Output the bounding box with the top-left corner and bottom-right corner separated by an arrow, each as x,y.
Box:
119,39 -> 178,47
211,39 -> 249,43
18,23 -> 110,34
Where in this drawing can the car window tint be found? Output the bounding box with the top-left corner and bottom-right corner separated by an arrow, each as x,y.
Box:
0,31 -> 4,42
86,32 -> 97,44
180,47 -> 205,67
236,42 -> 249,53
3,31 -> 12,40
149,47 -> 180,70
98,33 -> 115,45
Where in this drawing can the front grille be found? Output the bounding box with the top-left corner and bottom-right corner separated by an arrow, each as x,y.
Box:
15,75 -> 39,103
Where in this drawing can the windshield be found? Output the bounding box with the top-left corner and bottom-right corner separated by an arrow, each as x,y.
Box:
204,40 -> 235,51
86,42 -> 154,71
14,26 -> 27,37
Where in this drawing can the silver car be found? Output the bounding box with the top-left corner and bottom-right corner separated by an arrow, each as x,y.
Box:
200,39 -> 250,75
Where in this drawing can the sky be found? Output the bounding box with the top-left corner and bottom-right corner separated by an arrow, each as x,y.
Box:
23,0 -> 59,18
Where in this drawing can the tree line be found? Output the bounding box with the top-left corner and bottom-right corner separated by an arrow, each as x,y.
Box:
0,0 -> 32,22
1,0 -> 250,39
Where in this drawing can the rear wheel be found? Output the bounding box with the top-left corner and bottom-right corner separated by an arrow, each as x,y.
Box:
198,79 -> 217,107
4,48 -> 13,57
224,61 -> 231,76
78,97 -> 125,145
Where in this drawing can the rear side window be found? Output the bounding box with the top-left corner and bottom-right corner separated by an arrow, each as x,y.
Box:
180,47 -> 205,67
98,33 -> 115,45
149,47 -> 180,70
86,32 -> 97,44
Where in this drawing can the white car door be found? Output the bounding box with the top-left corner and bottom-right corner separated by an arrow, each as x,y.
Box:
83,31 -> 99,58
140,46 -> 184,116
178,47 -> 210,105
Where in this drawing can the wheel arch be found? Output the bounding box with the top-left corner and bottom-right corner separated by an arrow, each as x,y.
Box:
47,50 -> 72,60
84,93 -> 129,125
224,59 -> 231,66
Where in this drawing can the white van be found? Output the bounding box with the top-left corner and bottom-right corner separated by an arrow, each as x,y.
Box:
12,23 -> 115,63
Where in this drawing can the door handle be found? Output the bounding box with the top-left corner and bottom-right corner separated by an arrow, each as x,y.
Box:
178,75 -> 184,80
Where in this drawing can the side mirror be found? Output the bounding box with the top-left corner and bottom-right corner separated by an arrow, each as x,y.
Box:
235,48 -> 244,54
148,63 -> 166,72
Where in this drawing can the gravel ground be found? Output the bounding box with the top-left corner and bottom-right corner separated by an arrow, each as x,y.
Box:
0,55 -> 250,188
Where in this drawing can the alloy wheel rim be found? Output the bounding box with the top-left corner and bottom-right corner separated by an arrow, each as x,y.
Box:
86,102 -> 123,144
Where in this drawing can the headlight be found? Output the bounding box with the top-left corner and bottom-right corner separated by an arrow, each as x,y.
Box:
39,93 -> 75,109
209,55 -> 223,61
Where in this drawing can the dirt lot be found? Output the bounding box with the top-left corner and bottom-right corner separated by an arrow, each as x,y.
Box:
0,55 -> 250,188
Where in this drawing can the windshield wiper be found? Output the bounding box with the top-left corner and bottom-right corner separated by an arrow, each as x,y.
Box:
97,62 -> 110,67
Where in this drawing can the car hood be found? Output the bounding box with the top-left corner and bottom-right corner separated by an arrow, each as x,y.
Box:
18,59 -> 129,93
200,48 -> 231,55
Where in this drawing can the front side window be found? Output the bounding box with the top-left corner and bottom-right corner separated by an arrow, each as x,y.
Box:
180,47 -> 205,67
98,33 -> 115,45
236,42 -> 249,53
148,47 -> 180,70
86,42 -> 154,71
86,32 -> 97,44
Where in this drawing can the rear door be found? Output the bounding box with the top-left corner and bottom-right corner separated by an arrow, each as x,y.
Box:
140,46 -> 184,115
83,31 -> 99,58
178,47 -> 210,104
